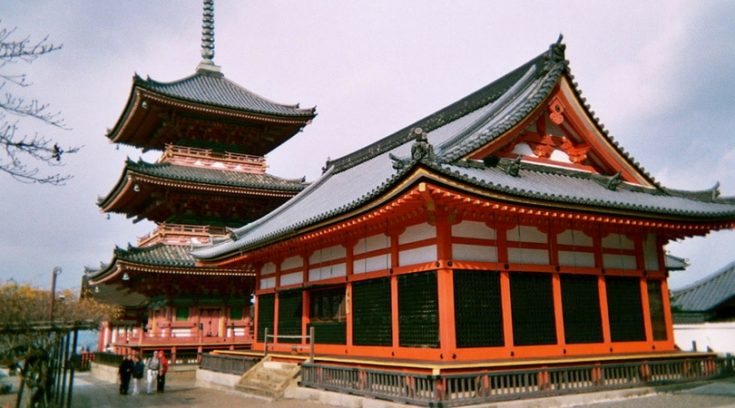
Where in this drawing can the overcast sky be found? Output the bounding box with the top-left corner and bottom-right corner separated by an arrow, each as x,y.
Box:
1,1 -> 733,292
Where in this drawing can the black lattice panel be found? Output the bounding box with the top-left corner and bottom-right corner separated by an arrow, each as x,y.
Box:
398,271 -> 439,348
510,272 -> 557,346
257,293 -> 275,342
352,278 -> 392,346
454,270 -> 504,348
278,290 -> 303,343
561,274 -> 603,344
606,276 -> 646,342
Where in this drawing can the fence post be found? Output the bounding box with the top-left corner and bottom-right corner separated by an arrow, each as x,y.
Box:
309,326 -> 315,363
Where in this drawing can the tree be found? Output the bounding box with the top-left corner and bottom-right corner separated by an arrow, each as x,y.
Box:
0,23 -> 79,185
0,282 -> 119,407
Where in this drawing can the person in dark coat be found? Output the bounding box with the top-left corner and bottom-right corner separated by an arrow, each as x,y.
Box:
118,355 -> 134,395
156,350 -> 169,392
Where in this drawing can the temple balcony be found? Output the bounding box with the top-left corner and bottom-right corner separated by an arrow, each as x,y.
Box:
159,144 -> 267,174
107,320 -> 254,357
137,222 -> 228,247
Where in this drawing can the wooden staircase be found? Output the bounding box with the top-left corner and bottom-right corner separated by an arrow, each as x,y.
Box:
235,356 -> 301,399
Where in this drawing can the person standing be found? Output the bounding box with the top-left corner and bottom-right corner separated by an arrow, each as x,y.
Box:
117,355 -> 133,395
156,350 -> 169,393
131,355 -> 145,395
145,352 -> 160,394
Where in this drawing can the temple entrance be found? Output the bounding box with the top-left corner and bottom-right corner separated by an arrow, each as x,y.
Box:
200,308 -> 221,337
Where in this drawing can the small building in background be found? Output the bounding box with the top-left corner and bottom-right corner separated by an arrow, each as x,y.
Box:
671,261 -> 735,354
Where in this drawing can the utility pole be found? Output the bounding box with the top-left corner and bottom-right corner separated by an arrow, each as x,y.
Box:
50,266 -> 62,320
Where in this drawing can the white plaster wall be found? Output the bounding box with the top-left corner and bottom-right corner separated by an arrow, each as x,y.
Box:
399,223 -> 436,244
601,233 -> 634,249
602,254 -> 637,270
452,243 -> 498,262
308,263 -> 346,281
354,233 -> 390,255
452,221 -> 496,240
674,322 -> 735,355
310,245 -> 346,264
354,254 -> 391,274
281,271 -> 303,286
508,248 -> 549,265
399,245 -> 437,266
261,262 -> 277,275
558,251 -> 595,268
281,255 -> 303,270
260,276 -> 276,289
506,226 -> 547,243
643,233 -> 660,271
557,229 -> 593,246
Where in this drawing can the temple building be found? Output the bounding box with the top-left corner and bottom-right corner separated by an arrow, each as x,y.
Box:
671,260 -> 735,354
85,0 -> 314,361
193,36 -> 735,391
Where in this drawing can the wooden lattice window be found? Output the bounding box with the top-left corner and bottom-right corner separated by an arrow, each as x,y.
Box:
561,274 -> 603,344
278,290 -> 303,343
308,287 -> 346,344
606,277 -> 645,342
398,271 -> 439,348
454,270 -> 504,348
257,294 -> 275,342
510,272 -> 557,346
352,278 -> 392,346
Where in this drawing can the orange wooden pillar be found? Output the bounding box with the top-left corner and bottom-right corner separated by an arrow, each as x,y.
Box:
660,279 -> 675,345
390,231 -> 401,352
639,278 -> 654,345
496,222 -> 514,353
548,223 -> 566,349
435,213 -> 456,359
345,241 -> 355,350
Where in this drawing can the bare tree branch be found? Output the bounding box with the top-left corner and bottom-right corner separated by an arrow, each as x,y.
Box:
0,21 -> 79,185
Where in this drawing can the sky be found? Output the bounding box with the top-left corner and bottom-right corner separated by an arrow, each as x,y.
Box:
1,1 -> 733,292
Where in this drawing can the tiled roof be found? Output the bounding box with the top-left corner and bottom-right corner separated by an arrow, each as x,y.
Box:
135,71 -> 315,118
114,243 -> 196,267
125,160 -> 307,191
98,159 -> 306,208
671,261 -> 735,312
192,39 -> 735,261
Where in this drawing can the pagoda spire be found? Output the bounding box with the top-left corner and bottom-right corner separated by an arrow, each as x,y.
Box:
197,0 -> 222,74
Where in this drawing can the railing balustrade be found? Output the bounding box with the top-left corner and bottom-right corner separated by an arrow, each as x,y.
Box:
199,353 -> 258,375
300,356 -> 734,407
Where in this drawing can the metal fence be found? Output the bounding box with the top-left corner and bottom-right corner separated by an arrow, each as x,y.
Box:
301,356 -> 734,407
199,353 -> 259,375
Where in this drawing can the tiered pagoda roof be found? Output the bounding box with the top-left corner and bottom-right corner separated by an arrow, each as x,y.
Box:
194,38 -> 735,262
98,157 -> 306,225
107,69 -> 315,155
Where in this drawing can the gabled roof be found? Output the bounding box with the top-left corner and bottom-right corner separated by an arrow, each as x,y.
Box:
671,260 -> 735,312
193,38 -> 735,262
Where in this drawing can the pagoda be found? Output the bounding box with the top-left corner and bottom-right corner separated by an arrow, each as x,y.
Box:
86,0 -> 315,362
193,37 -> 735,402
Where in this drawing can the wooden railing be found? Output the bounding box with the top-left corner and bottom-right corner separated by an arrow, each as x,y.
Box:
300,356 -> 734,407
160,144 -> 267,174
137,223 -> 228,247
199,353 -> 259,375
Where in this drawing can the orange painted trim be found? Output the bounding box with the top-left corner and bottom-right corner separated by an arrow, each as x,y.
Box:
660,279 -> 675,343
640,278 -> 654,343
348,269 -> 391,282
500,270 -> 514,349
552,273 -> 566,346
598,275 -> 612,345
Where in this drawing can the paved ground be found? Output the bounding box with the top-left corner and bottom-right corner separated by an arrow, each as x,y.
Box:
573,376 -> 735,408
3,370 -> 735,408
69,372 -> 329,408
